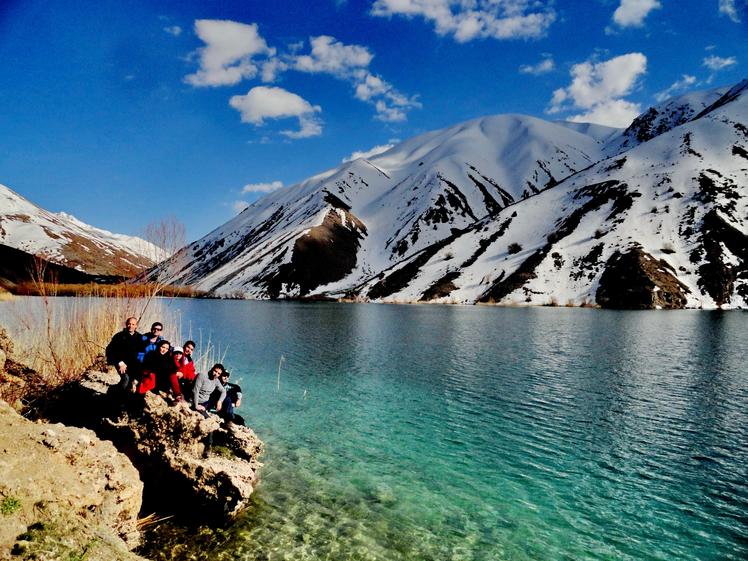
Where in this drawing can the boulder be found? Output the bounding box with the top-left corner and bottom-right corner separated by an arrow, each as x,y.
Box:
0,400 -> 145,559
44,369 -> 264,521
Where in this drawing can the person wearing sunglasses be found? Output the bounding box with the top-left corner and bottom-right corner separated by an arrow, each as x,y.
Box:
137,322 -> 164,364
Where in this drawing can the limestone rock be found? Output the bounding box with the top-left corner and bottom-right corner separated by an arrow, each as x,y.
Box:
0,400 -> 144,558
46,369 -> 264,521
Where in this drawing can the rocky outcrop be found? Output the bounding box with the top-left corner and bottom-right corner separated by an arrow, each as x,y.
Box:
264,200 -> 368,298
44,369 -> 263,521
0,400 -> 145,559
596,248 -> 690,309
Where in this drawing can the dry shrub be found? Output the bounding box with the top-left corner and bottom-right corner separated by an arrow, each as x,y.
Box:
12,282 -> 204,298
3,294 -> 175,387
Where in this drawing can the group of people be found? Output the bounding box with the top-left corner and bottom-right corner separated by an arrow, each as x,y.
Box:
105,317 -> 244,426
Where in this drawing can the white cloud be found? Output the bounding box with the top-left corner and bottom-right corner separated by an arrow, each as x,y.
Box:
164,25 -> 182,36
229,86 -> 323,138
354,72 -> 421,121
370,0 -> 556,42
184,21 -> 420,127
233,200 -> 250,214
342,143 -> 395,162
185,20 -> 274,87
568,99 -> 642,128
519,57 -> 554,75
548,53 -> 647,127
612,0 -> 661,27
703,55 -> 738,71
261,58 -> 289,83
553,53 -> 647,108
354,73 -> 389,100
294,35 -> 373,77
241,180 -> 284,194
279,37 -> 420,122
654,74 -> 697,102
719,0 -> 741,22
282,116 -> 324,139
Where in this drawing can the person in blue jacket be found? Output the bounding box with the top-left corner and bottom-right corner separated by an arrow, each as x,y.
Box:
137,322 -> 164,363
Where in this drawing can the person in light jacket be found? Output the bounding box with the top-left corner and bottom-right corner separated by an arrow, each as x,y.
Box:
192,363 -> 227,458
192,363 -> 226,416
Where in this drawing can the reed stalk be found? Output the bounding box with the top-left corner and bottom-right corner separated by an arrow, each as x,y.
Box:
277,355 -> 285,391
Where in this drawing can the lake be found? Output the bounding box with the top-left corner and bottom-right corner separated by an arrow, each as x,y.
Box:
133,301 -> 748,561
10,299 -> 748,560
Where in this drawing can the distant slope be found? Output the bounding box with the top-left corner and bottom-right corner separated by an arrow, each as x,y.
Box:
0,243 -> 112,293
0,183 -> 163,276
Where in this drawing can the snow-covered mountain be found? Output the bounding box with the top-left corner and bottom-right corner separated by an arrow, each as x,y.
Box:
156,114 -> 615,296
156,80 -> 748,309
605,85 -> 729,154
0,183 -> 163,276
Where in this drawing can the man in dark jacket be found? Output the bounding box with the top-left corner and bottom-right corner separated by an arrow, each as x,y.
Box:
105,317 -> 142,393
211,370 -> 245,426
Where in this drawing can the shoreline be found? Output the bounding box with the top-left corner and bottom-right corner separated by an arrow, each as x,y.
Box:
1,290 -> 743,310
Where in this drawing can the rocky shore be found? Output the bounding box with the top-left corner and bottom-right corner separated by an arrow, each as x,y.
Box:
0,354 -> 264,559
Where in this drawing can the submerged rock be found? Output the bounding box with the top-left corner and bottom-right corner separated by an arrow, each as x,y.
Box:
0,400 -> 144,559
44,369 -> 263,521
596,247 -> 690,309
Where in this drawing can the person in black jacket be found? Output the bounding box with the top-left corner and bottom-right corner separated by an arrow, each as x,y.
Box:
211,370 -> 245,426
140,340 -> 178,395
105,317 -> 142,393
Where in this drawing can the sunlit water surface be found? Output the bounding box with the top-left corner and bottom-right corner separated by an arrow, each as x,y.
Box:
9,300 -> 748,560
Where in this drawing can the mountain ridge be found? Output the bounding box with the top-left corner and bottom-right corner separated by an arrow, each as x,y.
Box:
152,79 -> 748,308
0,183 -> 163,277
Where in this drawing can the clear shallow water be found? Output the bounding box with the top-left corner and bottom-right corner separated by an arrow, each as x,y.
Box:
109,303 -> 747,559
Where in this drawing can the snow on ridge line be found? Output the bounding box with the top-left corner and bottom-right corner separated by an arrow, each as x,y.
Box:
0,182 -> 166,268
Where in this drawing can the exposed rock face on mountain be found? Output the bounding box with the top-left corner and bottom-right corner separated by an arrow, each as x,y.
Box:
155,80 -> 748,309
0,400 -> 145,559
0,183 -> 163,276
595,248 -> 689,309
608,86 -> 728,153
44,369 -> 264,521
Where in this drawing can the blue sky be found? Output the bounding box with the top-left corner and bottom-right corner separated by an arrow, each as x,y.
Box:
0,0 -> 746,242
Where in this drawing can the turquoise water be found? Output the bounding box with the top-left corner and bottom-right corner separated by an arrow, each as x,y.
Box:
138,302 -> 746,560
